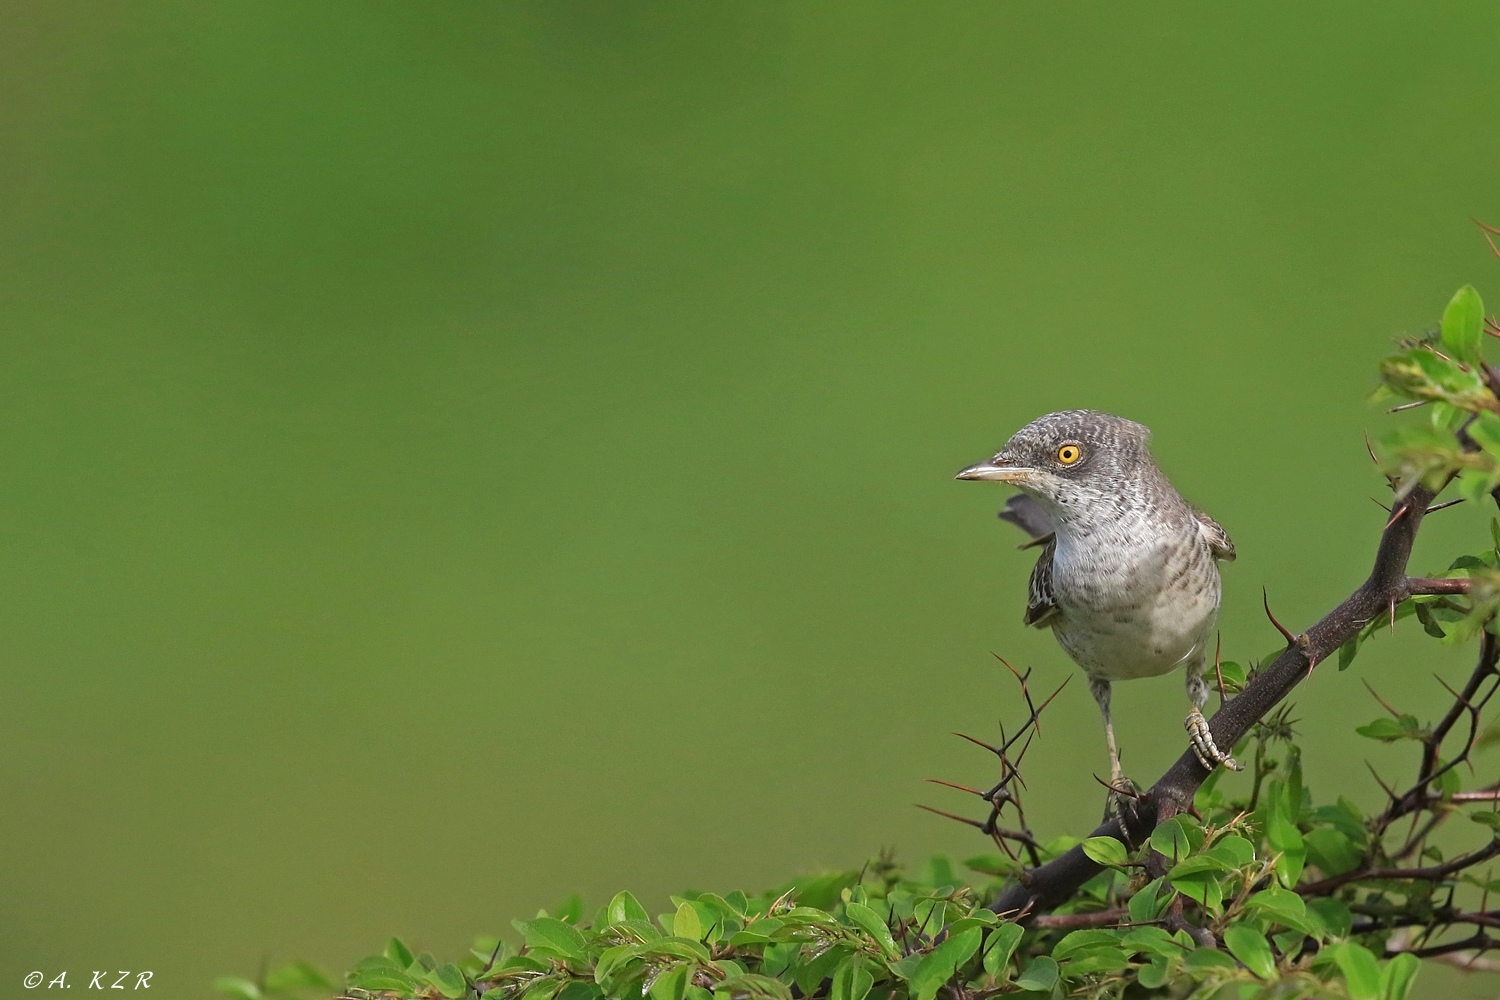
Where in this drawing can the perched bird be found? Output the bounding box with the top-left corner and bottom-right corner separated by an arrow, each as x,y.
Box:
956,410 -> 1241,798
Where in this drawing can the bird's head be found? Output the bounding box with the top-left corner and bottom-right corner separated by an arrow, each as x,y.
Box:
956,410 -> 1154,521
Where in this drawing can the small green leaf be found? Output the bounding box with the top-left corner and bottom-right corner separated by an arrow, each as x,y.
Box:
385,937 -> 416,969
1245,886 -> 1307,929
1170,871 -> 1223,914
515,917 -> 588,960
1127,877 -> 1167,924
830,956 -> 872,1000
1080,836 -> 1128,867
1206,834 -> 1255,868
1339,636 -> 1360,670
1472,811 -> 1500,828
1305,827 -> 1362,875
908,926 -> 982,1000
981,923 -> 1024,980
1150,816 -> 1192,861
1137,955 -> 1173,989
1052,929 -> 1119,959
348,957 -> 417,994
673,902 -> 704,941
1442,284 -> 1485,365
607,891 -> 651,926
1329,942 -> 1381,1000
1012,955 -> 1057,992
650,964 -> 692,1000
1223,925 -> 1276,979
1306,897 -> 1352,939
212,978 -> 262,1000
1380,951 -> 1421,1000
1167,854 -> 1229,880
843,902 -> 899,958
716,974 -> 791,1000
425,964 -> 470,1000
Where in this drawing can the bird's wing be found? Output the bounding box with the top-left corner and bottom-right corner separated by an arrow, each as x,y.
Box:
998,494 -> 1056,550
1024,538 -> 1061,627
1192,509 -> 1236,562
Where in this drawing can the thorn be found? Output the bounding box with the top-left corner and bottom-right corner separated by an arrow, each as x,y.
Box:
1091,773 -> 1146,800
1475,216 -> 1500,237
1389,399 -> 1431,413
1366,761 -> 1400,802
953,732 -> 1001,756
1371,497 -> 1392,513
1263,587 -> 1298,646
1482,225 -> 1500,264
1386,503 -> 1410,530
1364,430 -> 1381,465
1427,498 -> 1465,514
926,778 -> 987,796
1391,595 -> 1398,632
1363,679 -> 1403,719
915,803 -> 985,830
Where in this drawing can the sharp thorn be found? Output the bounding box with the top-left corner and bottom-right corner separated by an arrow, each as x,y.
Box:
1427,498 -> 1465,514
914,803 -> 985,830
1371,496 -> 1392,513
1386,503 -> 1410,529
925,778 -> 988,796
953,732 -> 1001,755
1263,587 -> 1299,646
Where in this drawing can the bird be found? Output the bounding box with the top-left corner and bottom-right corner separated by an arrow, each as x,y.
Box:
956,409 -> 1242,802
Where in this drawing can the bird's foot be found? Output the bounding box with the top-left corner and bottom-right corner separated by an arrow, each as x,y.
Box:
1185,709 -> 1243,771
1103,775 -> 1145,826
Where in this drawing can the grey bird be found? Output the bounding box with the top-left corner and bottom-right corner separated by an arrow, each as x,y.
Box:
956,410 -> 1242,796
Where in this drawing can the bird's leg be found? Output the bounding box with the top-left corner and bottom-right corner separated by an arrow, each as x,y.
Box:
1090,676 -> 1139,819
1184,668 -> 1243,772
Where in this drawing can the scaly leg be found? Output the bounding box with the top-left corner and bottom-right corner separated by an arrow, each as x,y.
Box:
1088,675 -> 1125,787
1184,667 -> 1243,771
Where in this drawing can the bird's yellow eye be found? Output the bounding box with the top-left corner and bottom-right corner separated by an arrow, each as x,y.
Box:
1057,444 -> 1081,465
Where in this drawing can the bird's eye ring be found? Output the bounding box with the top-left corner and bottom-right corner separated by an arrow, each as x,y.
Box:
1057,444 -> 1082,465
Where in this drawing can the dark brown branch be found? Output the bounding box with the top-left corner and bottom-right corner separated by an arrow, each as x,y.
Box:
990,485 -> 1439,918
1294,838 -> 1500,897
1030,908 -> 1130,930
1407,576 -> 1473,595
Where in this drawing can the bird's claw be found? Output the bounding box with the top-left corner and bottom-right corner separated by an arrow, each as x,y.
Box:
1103,775 -> 1144,825
1185,709 -> 1243,772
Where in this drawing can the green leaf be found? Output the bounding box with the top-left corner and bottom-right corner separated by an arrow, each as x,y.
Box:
908,926 -> 982,1000
212,978 -> 261,1000
426,964 -> 470,999
1223,925 -> 1276,979
1329,942 -> 1381,1000
830,956 -> 873,1000
963,853 -> 1022,878
607,891 -> 651,926
673,902 -> 704,941
1380,952 -> 1421,1000
1121,926 -> 1187,959
1080,836 -> 1128,867
1012,955 -> 1057,992
1306,897 -> 1352,939
981,923 -> 1024,980
1266,803 -> 1305,887
1356,715 -> 1425,742
1473,811 -> 1500,828
1060,946 -> 1131,976
1206,834 -> 1255,868
794,945 -> 847,997
515,917 -> 589,961
1052,929 -> 1118,959
1339,636 -> 1360,670
843,902 -> 899,958
1442,284 -> 1485,365
1183,948 -> 1237,973
1305,827 -> 1362,876
348,957 -> 418,994
1127,877 -> 1168,924
715,974 -> 791,1000
558,981 -> 603,1000
1170,871 -> 1223,914
1150,816 -> 1193,861
1245,886 -> 1307,929
385,937 -> 416,969
650,964 -> 692,1000
1167,854 -> 1229,880
1137,955 -> 1173,989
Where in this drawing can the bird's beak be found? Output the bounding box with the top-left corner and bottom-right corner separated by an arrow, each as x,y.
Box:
955,461 -> 1034,483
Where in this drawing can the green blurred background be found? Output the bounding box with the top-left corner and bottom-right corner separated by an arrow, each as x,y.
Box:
5,3 -> 1500,996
